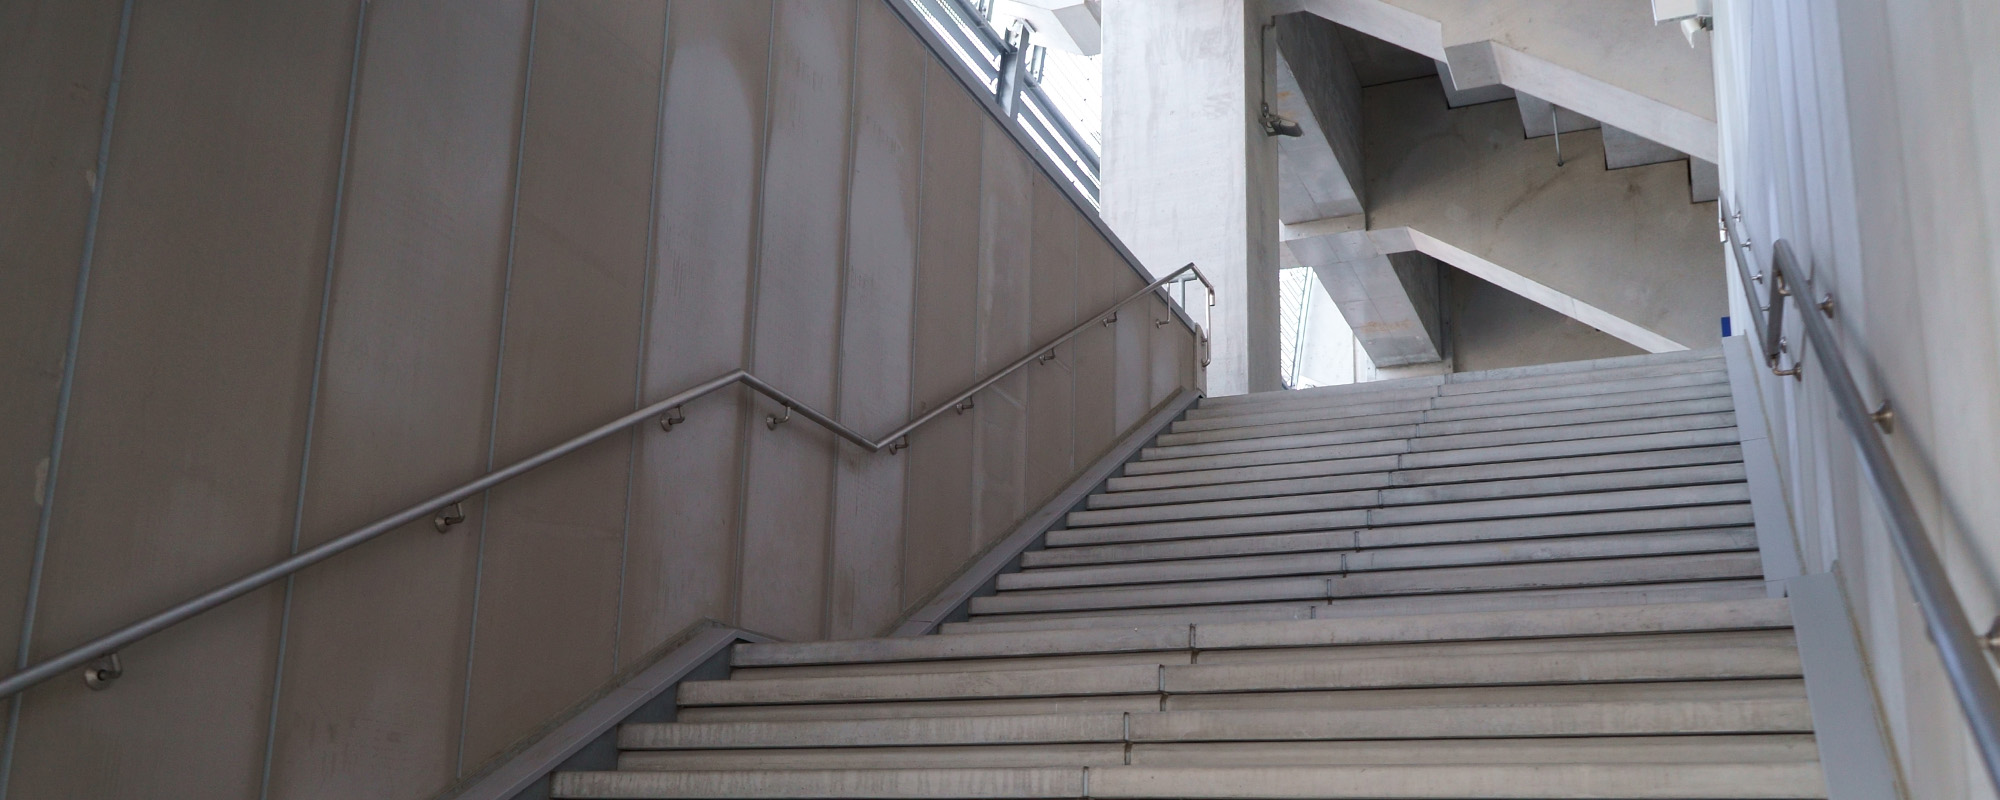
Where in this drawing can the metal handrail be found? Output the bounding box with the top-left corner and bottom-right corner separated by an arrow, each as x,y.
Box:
0,263 -> 1214,700
1720,198 -> 2000,785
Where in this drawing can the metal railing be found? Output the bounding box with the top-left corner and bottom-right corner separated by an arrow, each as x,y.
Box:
903,0 -> 1101,203
0,264 -> 1213,700
1720,197 -> 2000,785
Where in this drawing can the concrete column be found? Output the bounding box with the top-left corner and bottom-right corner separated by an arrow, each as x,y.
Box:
1101,0 -> 1280,395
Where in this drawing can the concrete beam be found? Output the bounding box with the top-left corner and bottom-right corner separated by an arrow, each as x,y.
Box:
1288,0 -> 1718,162
1282,226 -> 1444,366
1102,0 -> 1281,396
1362,77 -> 1722,351
1272,13 -> 1365,222
1516,91 -> 1599,138
1603,123 -> 1685,169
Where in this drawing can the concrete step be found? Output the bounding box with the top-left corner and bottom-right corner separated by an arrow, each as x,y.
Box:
616,744 -> 1124,771
1069,464 -> 1745,528
949,580 -> 1773,633
1035,505 -> 1755,568
1129,413 -> 1736,475
1441,347 -> 1722,382
1397,427 -> 1743,471
732,627 -> 1191,670
736,630 -> 1791,687
619,712 -> 1128,750
1439,357 -> 1726,397
1110,429 -> 1743,492
1152,396 -> 1734,460
1160,396 -> 1736,466
1089,445 -> 1741,510
1176,370 -> 1728,434
1198,629 -> 1797,667
740,599 -> 1788,669
1160,678 -> 1807,714
1123,697 -> 1814,741
551,766 -> 1084,798
1386,444 -> 1743,490
1050,484 -> 1749,547
555,760 -> 1822,799
1090,471 -> 1394,510
1192,351 -> 1723,415
1162,382 -> 1732,448
731,652 -> 1191,683
943,604 -> 1321,634
1124,734 -> 1819,765
688,645 -> 1796,710
1190,349 -> 1720,413
1086,762 -> 1822,798
1162,645 -> 1801,694
973,552 -> 1763,616
615,734 -> 1821,771
1192,597 -> 1791,649
618,697 -> 1810,752
1181,367 -> 1726,429
679,665 -> 1161,707
677,695 -> 1161,724
1005,529 -> 1756,591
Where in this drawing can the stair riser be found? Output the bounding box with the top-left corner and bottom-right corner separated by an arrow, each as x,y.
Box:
1050,484 -> 1751,547
1181,368 -> 1725,428
682,648 -> 1798,707
1129,414 -> 1737,476
1152,396 -> 1734,460
1005,529 -> 1757,591
1089,446 -> 1743,510
1069,464 -> 1747,527
1162,383 -> 1731,447
1109,429 -> 1743,491
974,553 -> 1764,615
948,580 -> 1775,633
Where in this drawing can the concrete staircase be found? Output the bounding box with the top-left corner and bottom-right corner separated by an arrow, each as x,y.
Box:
552,348 -> 1827,798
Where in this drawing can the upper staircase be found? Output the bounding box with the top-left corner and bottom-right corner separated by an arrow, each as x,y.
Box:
550,348 -> 1828,799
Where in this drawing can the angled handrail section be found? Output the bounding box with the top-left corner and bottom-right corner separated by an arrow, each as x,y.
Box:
1720,198 -> 2000,785
0,263 -> 1214,701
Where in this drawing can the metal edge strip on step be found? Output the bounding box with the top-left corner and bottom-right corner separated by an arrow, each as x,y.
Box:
442,623 -> 772,800
891,388 -> 1204,637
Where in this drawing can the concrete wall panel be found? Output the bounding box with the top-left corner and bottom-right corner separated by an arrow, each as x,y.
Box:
460,0 -> 663,768
1148,295 -> 1185,406
7,1 -> 360,795
266,3 -> 532,796
623,0 -> 772,663
972,121 -> 1034,550
1070,234 -> 1128,465
0,2 -> 1204,794
1025,180 -> 1079,505
736,0 -> 856,642
828,0 -> 923,639
0,0 -> 122,674
901,63 -> 982,608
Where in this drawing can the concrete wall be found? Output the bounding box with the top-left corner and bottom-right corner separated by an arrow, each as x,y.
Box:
0,1 -> 1197,797
1712,0 -> 2000,796
1363,76 -> 1725,351
1445,269 -> 1644,373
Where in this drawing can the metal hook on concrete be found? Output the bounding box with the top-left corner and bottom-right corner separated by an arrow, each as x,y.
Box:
433,501 -> 466,533
765,404 -> 792,430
